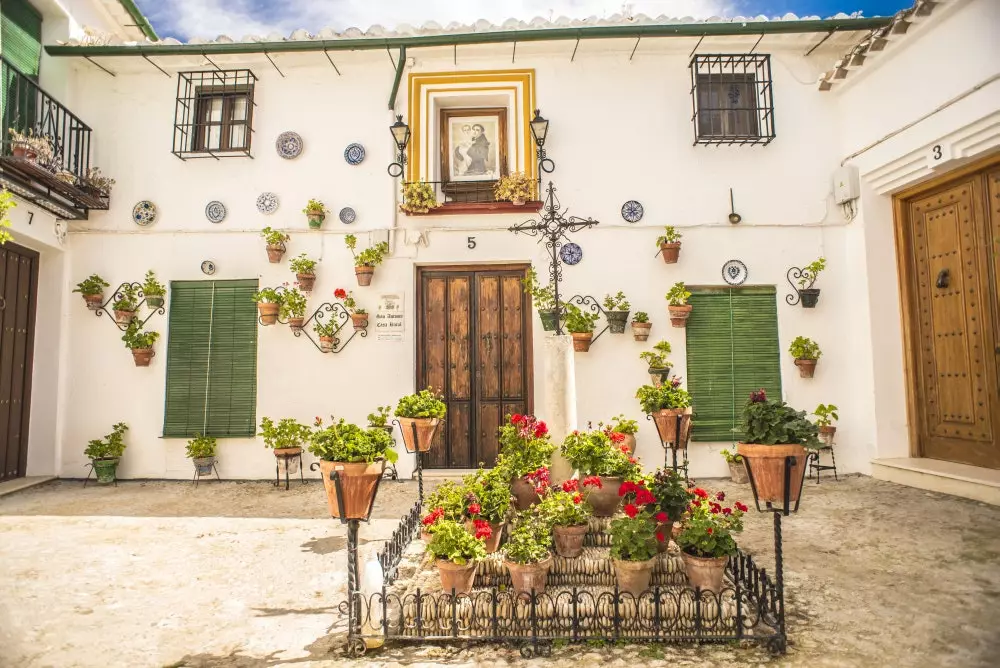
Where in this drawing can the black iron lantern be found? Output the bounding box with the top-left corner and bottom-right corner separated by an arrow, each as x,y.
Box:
388,115 -> 410,178
529,109 -> 555,174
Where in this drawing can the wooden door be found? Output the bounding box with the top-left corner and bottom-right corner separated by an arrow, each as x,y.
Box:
417,265 -> 532,469
898,161 -> 1000,468
0,242 -> 38,482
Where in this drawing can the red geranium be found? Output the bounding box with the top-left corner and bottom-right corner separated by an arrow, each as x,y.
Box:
524,466 -> 551,494
473,518 -> 492,540
655,511 -> 669,523
609,431 -> 626,444
533,422 -> 548,438
722,507 -> 732,516
710,502 -> 722,514
656,531 -> 665,543
735,501 -> 749,513
691,487 -> 709,499
623,503 -> 639,519
706,527 -> 713,535
562,479 -> 579,493
582,476 -> 603,489
716,491 -> 726,501
572,493 -> 582,505
617,480 -> 637,497
334,288 -> 347,299
467,503 -> 481,516
619,445 -> 630,454
421,506 -> 445,526
634,488 -> 656,506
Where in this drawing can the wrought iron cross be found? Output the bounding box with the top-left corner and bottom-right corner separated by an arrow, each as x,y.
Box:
508,182 -> 599,335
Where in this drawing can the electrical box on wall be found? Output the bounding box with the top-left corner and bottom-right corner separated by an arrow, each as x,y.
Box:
833,166 -> 860,204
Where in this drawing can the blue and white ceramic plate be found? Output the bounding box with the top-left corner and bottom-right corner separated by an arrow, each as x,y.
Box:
132,200 -> 157,226
560,242 -> 583,265
344,143 -> 365,165
339,207 -> 357,224
256,192 -> 279,214
275,131 -> 303,159
722,259 -> 748,286
205,200 -> 226,223
621,200 -> 644,223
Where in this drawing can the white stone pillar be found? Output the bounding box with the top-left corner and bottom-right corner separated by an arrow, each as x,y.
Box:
544,334 -> 577,482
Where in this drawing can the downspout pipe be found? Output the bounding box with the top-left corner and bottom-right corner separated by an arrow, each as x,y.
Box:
388,46 -> 406,111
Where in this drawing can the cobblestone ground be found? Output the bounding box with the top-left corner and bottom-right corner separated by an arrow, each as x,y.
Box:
1,475 -> 998,667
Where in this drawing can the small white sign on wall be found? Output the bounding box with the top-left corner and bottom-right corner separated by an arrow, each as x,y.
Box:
376,293 -> 404,341
926,141 -> 953,169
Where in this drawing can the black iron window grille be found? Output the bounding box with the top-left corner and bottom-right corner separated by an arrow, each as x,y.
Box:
690,54 -> 774,146
173,70 -> 256,159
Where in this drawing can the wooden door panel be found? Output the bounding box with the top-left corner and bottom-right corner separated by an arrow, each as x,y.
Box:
477,402 -> 501,467
448,403 -> 472,468
0,244 -> 36,482
477,275 -> 501,400
0,251 -> 19,480
447,277 -> 471,401
501,276 -> 525,400
423,278 -> 447,397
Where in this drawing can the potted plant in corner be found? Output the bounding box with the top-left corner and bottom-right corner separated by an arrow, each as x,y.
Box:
141,271 -> 166,309
657,226 -> 682,264
345,234 -> 389,287
649,468 -> 691,552
399,181 -> 441,214
797,257 -> 826,308
314,318 -> 339,352
309,416 -> 399,518
425,518 -> 487,595
539,479 -> 591,558
720,449 -> 748,483
789,336 -> 821,378
186,435 -> 218,477
74,274 -> 110,310
259,417 -> 311,475
813,403 -> 839,443
737,389 -> 820,507
602,291 -> 630,334
494,171 -> 534,206
111,283 -> 139,326
676,488 -> 746,593
252,287 -> 284,326
334,288 -> 368,330
289,254 -> 318,293
631,311 -> 651,341
302,199 -> 329,229
280,286 -> 307,333
522,268 -> 560,332
122,322 -> 159,367
463,467 -> 512,554
636,377 -> 692,445
495,413 -> 553,510
394,388 -> 446,453
261,226 -> 289,263
639,340 -> 673,386
564,304 -> 600,352
609,482 -> 662,596
503,512 -> 554,595
84,422 -> 128,484
560,428 -> 641,517
666,282 -> 692,328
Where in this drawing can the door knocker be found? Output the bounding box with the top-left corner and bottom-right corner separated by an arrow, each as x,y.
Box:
935,268 -> 950,289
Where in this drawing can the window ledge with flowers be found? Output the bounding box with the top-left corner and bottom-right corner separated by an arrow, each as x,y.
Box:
399,173 -> 543,216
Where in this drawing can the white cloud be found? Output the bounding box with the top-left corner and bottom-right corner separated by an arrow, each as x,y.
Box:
144,0 -> 737,41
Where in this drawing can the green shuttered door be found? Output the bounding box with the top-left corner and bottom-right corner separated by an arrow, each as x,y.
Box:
163,280 -> 258,438
1,0 -> 42,79
686,287 -> 781,442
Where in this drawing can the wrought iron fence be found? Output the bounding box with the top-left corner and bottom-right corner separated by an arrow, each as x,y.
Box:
378,501 -> 422,586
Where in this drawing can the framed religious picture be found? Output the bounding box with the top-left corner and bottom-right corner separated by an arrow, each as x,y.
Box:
440,108 -> 508,202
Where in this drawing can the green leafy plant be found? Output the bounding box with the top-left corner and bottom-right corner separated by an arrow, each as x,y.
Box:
309,417 -> 399,463
719,448 -> 742,464
607,414 -> 639,436
399,181 -> 441,214
426,519 -> 487,565
424,481 -> 468,522
111,284 -> 139,311
639,340 -> 672,369
334,288 -> 365,314
656,226 -> 682,245
279,286 -> 307,319
74,274 -> 110,296
258,417 -> 311,449
261,226 -> 289,247
493,172 -> 534,203
84,422 -> 128,459
186,435 -> 218,459
121,321 -> 159,349
665,282 -> 691,306
561,429 -> 639,478
676,488 -> 746,558
394,388 -> 447,419
522,267 -> 556,311
649,468 -> 691,524
609,511 -> 657,561
0,189 -> 16,245
345,234 -> 390,268
289,254 -> 317,275
503,512 -> 553,564
789,336 -> 821,360
563,304 -> 600,334
538,482 -> 590,526
252,287 -> 285,304
302,199 -> 328,215
314,318 -> 340,338
740,389 -> 820,448
366,406 -> 391,429
635,379 -> 691,413
462,467 -> 513,524
632,311 -> 649,324
813,404 -> 839,428
799,257 -> 827,288
495,414 -> 554,479
602,291 -> 630,312
141,270 -> 165,297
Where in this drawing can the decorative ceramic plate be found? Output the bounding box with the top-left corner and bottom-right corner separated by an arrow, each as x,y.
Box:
560,242 -> 583,266
205,200 -> 226,223
201,260 -> 217,275
621,200 -> 644,223
256,192 -> 279,214
344,143 -> 366,165
132,200 -> 157,226
339,207 -> 356,224
722,259 -> 748,286
275,131 -> 303,159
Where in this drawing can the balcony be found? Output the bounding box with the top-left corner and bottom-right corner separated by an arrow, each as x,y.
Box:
0,57 -> 109,220
401,179 -> 543,216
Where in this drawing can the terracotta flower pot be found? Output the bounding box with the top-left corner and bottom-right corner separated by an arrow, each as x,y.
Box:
505,555 -> 553,595
351,313 -> 369,331
436,559 -> 478,595
632,322 -> 651,341
818,425 -> 837,446
12,145 -> 36,160
287,316 -> 304,333
296,273 -> 316,292
91,457 -> 119,484
728,461 -> 748,484
620,433 -> 637,455
257,302 -> 280,325
397,416 -> 440,453
355,266 -> 374,286
465,519 -> 504,554
650,408 -> 692,447
307,212 -> 325,229
553,524 -> 588,558
131,348 -> 154,367
613,556 -> 657,597
114,309 -> 136,326
798,288 -> 820,308
266,244 -> 285,263
794,358 -> 817,378
318,460 -> 384,519
655,521 -> 674,553
584,476 -> 623,517
660,242 -> 681,264
319,336 -> 336,352
668,304 -> 692,328
681,551 -> 729,593
605,310 -> 629,334
511,476 -> 542,510
571,332 -> 593,352
145,295 -> 164,309
736,442 -> 808,507
192,456 -> 216,476
420,530 -> 433,543
83,293 -> 103,310
512,198 -> 526,206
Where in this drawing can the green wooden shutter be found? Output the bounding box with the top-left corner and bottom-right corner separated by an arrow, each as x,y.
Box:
1,0 -> 42,79
730,287 -> 782,440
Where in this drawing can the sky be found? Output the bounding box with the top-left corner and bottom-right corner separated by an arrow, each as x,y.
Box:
134,1 -> 914,42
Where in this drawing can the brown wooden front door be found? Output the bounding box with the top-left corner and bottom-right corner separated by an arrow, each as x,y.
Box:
0,242 -> 38,482
897,157 -> 1000,469
417,265 -> 533,469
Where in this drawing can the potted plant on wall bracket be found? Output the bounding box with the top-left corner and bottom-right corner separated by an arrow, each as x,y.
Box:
74,274 -> 110,310
560,428 -> 641,517
394,388 -> 447,453
609,482 -> 661,596
141,271 -> 166,309
425,518 -> 487,595
503,512 -> 555,595
540,479 -> 591,558
280,286 -> 307,332
636,378 -> 693,445
345,234 -> 389,287
253,287 -> 284,326
666,282 -> 692,328
494,171 -> 534,206
335,288 -> 368,330
111,283 -> 140,326
314,318 -> 340,352
631,311 -> 651,341
495,413 -> 554,510
122,321 -> 159,367
522,268 -> 560,332
309,416 -> 398,518
795,257 -> 826,308
813,403 -> 839,442
602,291 -> 631,334
676,489 -> 746,593
186,435 -> 218,478
84,422 -> 128,484
657,226 -> 683,264
302,199 -> 329,229
289,253 -> 317,293
259,417 -> 311,475
789,336 -> 821,378
399,180 -> 441,214
639,340 -> 673,386
261,226 -> 289,264
564,304 -> 600,352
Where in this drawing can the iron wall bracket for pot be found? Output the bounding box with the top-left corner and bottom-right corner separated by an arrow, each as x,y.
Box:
784,267 -> 821,307
94,281 -> 165,332
281,301 -> 367,354
565,294 -> 611,345
645,412 -> 690,481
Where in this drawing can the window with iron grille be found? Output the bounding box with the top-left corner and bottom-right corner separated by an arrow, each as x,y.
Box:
690,55 -> 774,146
173,70 -> 256,159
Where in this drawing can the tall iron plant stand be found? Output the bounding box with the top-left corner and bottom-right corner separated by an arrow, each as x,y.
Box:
274,450 -> 306,490
646,412 -> 690,481
508,182 -> 599,335
392,419 -> 424,506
